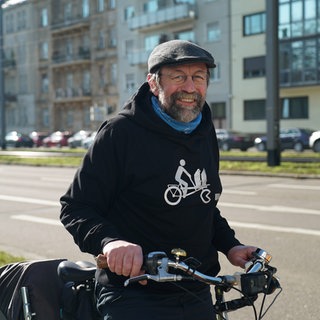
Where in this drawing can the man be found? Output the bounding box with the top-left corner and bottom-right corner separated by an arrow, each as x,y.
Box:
60,40 -> 256,320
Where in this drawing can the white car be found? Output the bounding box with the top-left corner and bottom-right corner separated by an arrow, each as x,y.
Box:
309,130 -> 320,152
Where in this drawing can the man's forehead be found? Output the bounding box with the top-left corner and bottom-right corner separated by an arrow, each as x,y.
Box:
161,62 -> 208,73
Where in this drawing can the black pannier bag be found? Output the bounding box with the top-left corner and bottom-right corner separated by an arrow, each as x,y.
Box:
0,259 -> 66,320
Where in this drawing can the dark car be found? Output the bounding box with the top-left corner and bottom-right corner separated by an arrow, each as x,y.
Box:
5,131 -> 33,148
254,128 -> 313,152
68,130 -> 91,148
216,129 -> 254,151
29,131 -> 49,147
42,131 -> 72,148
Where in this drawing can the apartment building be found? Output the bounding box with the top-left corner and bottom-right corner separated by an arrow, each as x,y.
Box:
231,0 -> 320,133
1,0 -> 319,135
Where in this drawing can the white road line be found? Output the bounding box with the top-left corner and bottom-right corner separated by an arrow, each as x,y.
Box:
0,195 -> 59,206
223,190 -> 257,195
10,214 -> 320,237
219,202 -> 320,216
229,221 -> 320,237
11,214 -> 61,226
268,183 -> 320,191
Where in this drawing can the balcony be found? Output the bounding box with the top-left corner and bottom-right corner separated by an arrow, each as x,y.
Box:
54,87 -> 91,103
51,15 -> 90,34
52,48 -> 91,68
127,3 -> 196,31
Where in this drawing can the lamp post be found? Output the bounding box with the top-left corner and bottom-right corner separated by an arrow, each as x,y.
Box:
266,0 -> 280,166
0,0 -> 6,150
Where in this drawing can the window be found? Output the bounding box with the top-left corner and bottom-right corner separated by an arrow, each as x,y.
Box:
280,97 -> 308,119
244,56 -> 266,78
64,3 -> 72,20
41,74 -> 49,93
210,102 -> 226,119
99,65 -> 106,88
279,0 -> 319,39
97,0 -> 104,12
145,35 -> 160,51
210,63 -> 220,82
174,30 -> 195,42
126,73 -> 135,92
111,64 -> 117,85
280,38 -> 320,85
83,0 -> 90,17
40,8 -> 48,27
243,12 -> 266,36
244,99 -> 266,120
109,28 -> 117,47
207,22 -> 221,42
108,0 -> 116,10
40,41 -> 48,60
17,10 -> 26,30
124,6 -> 135,20
83,71 -> 91,95
98,30 -> 105,49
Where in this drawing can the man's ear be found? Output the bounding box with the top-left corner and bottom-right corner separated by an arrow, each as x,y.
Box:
147,73 -> 159,96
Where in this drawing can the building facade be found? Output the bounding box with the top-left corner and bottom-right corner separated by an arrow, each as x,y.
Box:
1,0 -> 319,136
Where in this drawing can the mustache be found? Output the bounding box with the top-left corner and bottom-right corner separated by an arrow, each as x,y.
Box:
173,92 -> 201,101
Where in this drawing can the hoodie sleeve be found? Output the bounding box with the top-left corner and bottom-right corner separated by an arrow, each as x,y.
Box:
60,122 -> 125,256
211,207 -> 242,255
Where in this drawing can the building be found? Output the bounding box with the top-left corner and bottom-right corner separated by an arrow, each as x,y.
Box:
1,0 -> 319,136
231,0 -> 320,133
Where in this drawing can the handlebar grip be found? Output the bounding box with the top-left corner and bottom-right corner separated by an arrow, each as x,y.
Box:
95,254 -> 109,269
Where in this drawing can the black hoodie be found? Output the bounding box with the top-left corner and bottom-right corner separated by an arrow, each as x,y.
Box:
60,82 -> 241,291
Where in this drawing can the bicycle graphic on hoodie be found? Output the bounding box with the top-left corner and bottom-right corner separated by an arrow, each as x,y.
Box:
164,159 -> 211,206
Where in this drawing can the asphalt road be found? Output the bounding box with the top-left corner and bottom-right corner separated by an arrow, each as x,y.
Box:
0,165 -> 319,319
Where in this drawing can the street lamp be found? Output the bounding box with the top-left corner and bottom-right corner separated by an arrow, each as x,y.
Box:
0,0 -> 6,149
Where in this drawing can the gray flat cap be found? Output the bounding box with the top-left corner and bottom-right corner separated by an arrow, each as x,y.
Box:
148,40 -> 216,73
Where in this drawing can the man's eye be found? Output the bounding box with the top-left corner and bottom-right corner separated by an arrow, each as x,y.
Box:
194,75 -> 206,81
172,75 -> 185,81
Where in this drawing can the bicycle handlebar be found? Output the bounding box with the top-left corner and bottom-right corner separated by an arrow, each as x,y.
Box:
124,248 -> 275,289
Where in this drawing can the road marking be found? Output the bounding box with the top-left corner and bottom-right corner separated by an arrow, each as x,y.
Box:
0,195 -> 59,206
11,214 -> 61,226
223,190 -> 256,195
229,221 -> 320,237
268,183 -> 320,191
10,214 -> 320,237
219,202 -> 320,216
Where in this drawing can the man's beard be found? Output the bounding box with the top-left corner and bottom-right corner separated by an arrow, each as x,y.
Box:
159,92 -> 205,123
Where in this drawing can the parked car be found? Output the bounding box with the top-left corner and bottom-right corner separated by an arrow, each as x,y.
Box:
29,131 -> 49,147
5,131 -> 33,148
68,130 -> 91,148
82,131 -> 97,149
254,128 -> 313,152
42,131 -> 72,148
309,130 -> 320,152
216,129 -> 254,151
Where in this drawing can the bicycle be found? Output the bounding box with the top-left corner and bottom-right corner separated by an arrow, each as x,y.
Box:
57,247 -> 281,320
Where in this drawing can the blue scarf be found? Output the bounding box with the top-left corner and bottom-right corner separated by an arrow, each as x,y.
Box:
151,96 -> 202,134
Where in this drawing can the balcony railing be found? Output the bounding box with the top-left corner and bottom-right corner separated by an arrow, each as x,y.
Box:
52,48 -> 91,65
127,4 -> 196,30
127,49 -> 151,66
51,14 -> 90,32
55,87 -> 91,100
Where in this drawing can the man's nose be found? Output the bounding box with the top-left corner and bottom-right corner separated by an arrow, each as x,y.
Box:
181,76 -> 197,92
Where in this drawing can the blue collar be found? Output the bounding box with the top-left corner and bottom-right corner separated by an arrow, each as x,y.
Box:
151,96 -> 202,134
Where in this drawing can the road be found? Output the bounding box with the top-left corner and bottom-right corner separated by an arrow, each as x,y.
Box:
0,165 -> 319,319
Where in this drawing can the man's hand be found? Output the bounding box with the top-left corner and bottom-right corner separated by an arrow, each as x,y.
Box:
227,245 -> 257,268
101,240 -> 146,284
